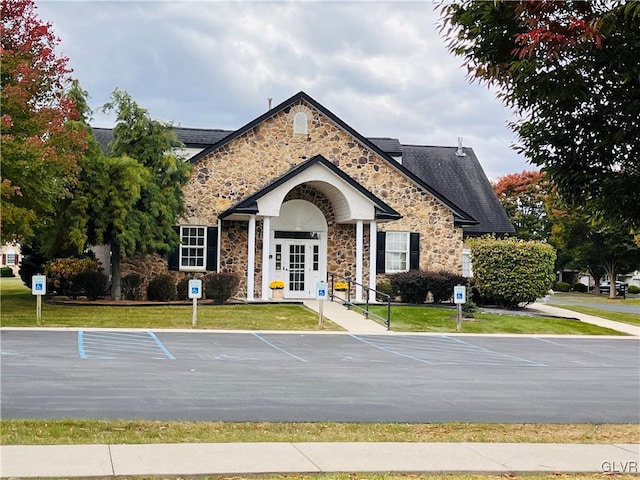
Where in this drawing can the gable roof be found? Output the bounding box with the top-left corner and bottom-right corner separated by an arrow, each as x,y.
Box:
91,91 -> 514,235
188,91 -> 477,227
219,154 -> 402,222
401,145 -> 515,236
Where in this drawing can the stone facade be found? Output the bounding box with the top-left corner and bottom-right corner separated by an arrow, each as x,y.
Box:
176,99 -> 463,298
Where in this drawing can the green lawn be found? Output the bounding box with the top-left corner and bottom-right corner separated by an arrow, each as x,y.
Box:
2,419 -> 637,445
1,277 -> 625,334
366,304 -> 626,335
0,277 -> 338,330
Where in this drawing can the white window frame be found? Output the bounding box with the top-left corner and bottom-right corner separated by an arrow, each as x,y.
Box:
5,252 -> 17,265
179,226 -> 207,271
385,231 -> 410,273
462,248 -> 473,278
293,112 -> 308,134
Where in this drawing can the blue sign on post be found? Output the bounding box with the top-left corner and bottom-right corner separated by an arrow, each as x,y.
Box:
453,285 -> 466,304
188,279 -> 202,299
316,281 -> 328,301
32,275 -> 46,296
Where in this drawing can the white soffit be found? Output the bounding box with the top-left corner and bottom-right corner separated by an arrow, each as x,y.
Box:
257,162 -> 377,222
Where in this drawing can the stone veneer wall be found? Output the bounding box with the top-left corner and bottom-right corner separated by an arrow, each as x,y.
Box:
134,99 -> 463,299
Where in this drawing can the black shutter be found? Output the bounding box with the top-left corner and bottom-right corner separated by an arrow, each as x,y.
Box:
376,231 -> 386,274
409,232 -> 420,270
206,226 -> 218,271
168,226 -> 180,271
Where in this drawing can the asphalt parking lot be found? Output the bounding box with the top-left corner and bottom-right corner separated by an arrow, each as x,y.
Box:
1,331 -> 638,423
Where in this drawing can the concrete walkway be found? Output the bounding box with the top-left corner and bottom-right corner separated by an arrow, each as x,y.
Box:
528,302 -> 640,336
2,442 -> 638,477
303,298 -> 389,333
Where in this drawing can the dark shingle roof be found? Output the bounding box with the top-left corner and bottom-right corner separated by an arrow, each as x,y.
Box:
91,91 -> 513,236
400,145 -> 515,236
92,126 -> 232,154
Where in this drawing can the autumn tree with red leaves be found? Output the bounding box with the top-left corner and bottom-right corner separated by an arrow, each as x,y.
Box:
493,170 -> 551,241
1,0 -> 87,241
440,1 -> 640,233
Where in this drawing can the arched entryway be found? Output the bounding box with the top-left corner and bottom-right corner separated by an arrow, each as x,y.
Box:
269,200 -> 327,298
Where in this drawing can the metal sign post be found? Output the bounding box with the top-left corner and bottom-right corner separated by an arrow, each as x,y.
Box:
188,279 -> 203,327
316,281 -> 328,327
453,285 -> 466,332
32,275 -> 47,326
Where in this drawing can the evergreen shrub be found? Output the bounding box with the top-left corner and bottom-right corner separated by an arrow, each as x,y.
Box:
628,285 -> 640,294
204,272 -> 239,303
572,282 -> 588,293
74,271 -> 109,300
1,266 -> 14,277
554,281 -> 571,292
390,270 -> 430,303
177,276 -> 193,301
122,274 -> 144,300
146,274 -> 177,301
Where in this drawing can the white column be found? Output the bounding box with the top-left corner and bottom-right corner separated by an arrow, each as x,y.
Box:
217,218 -> 222,273
247,215 -> 256,301
261,216 -> 271,300
369,220 -> 377,302
356,220 -> 363,302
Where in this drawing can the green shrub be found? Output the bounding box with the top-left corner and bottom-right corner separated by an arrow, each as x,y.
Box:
122,274 -> 144,301
572,282 -> 588,293
461,286 -> 477,318
429,270 -> 467,303
74,271 -> 109,300
177,277 -> 193,301
628,285 -> 640,294
467,236 -> 556,309
18,241 -> 49,288
204,272 -> 239,303
375,281 -> 397,301
390,270 -> 430,303
146,274 -> 177,301
1,266 -> 15,277
45,257 -> 103,299
554,281 -> 571,292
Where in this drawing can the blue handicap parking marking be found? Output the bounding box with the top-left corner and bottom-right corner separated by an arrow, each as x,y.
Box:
78,331 -> 175,360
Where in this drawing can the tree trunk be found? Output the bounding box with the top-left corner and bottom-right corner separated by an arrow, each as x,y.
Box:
606,265 -> 617,300
111,242 -> 122,300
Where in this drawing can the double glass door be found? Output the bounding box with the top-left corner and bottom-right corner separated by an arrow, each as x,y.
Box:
274,240 -> 322,298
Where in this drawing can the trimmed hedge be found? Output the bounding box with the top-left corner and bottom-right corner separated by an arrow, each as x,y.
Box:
467,236 -> 556,309
122,274 -> 144,300
390,270 -> 467,304
204,272 -> 239,303
628,285 -> 640,294
74,271 -> 109,300
1,266 -> 14,277
146,274 -> 177,301
554,281 -> 571,292
572,282 -> 588,293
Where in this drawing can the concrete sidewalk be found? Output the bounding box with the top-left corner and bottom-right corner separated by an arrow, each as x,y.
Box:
529,302 -> 640,336
2,442 -> 638,477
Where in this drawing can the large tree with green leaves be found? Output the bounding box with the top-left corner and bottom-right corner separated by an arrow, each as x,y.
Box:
550,208 -> 640,298
98,89 -> 191,299
46,88 -> 191,299
440,1 -> 640,232
1,0 -> 87,240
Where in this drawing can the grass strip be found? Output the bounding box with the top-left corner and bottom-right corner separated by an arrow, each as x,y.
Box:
547,304 -> 640,326
365,305 -> 625,335
2,420 -> 638,445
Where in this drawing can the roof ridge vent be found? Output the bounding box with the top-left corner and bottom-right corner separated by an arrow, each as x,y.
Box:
456,137 -> 467,157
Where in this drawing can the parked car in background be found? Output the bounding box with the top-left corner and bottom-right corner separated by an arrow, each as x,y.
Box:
599,281 -> 628,296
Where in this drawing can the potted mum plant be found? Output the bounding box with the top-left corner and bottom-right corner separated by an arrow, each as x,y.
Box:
333,281 -> 349,301
269,280 -> 285,299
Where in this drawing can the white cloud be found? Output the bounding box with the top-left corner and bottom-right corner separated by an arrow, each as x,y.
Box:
37,0 -> 533,180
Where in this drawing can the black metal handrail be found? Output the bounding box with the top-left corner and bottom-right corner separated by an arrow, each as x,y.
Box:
328,273 -> 391,330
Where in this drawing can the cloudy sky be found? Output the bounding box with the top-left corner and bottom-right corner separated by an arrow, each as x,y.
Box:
38,0 -> 533,181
